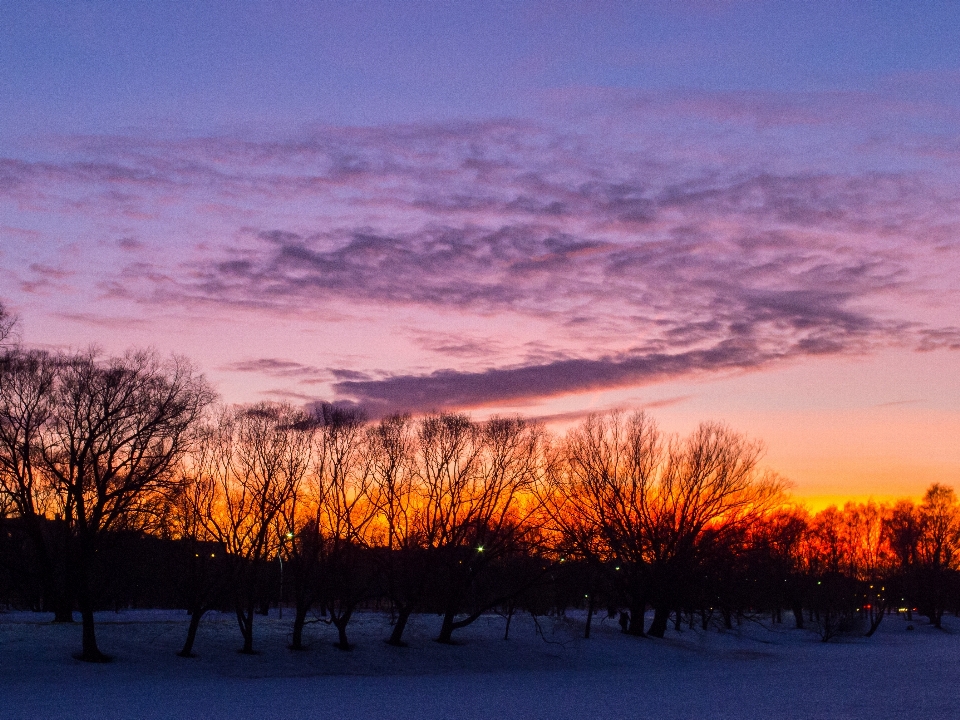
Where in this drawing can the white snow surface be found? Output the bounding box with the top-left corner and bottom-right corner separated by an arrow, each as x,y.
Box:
0,608 -> 955,719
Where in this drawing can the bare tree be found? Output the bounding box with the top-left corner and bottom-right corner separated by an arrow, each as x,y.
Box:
169,422 -> 232,658
34,350 -> 212,661
366,414 -> 422,646
545,411 -> 662,635
415,414 -> 543,644
643,422 -> 782,637
547,412 -> 782,638
312,405 -> 376,651
916,484 -> 960,628
885,499 -> 922,620
841,502 -> 892,636
273,419 -> 320,652
751,506 -> 809,629
0,349 -> 73,620
197,403 -> 312,654
0,302 -> 16,348
803,506 -> 863,641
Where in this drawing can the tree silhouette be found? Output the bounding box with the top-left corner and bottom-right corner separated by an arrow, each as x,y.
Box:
38,350 -> 211,661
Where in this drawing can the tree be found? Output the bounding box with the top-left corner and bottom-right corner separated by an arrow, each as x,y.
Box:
312,404 -> 376,651
800,502 -> 895,640
750,506 -> 809,628
366,414 -> 423,646
195,403 -> 312,654
36,350 -> 212,661
0,302 -> 16,348
885,499 -> 922,619
544,411 -> 659,636
840,502 -> 892,636
643,422 -> 782,637
546,412 -> 782,638
0,349 -> 73,620
916,484 -> 960,628
168,425 -> 232,658
419,414 -> 543,644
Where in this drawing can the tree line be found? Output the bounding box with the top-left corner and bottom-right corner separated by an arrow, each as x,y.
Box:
2,316 -> 960,661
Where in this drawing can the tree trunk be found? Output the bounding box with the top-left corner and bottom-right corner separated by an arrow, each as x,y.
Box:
179,608 -> 206,657
333,615 -> 352,650
77,605 -> 109,662
503,605 -> 514,640
74,554 -> 109,663
387,606 -> 413,646
791,601 -> 804,629
865,610 -> 884,637
627,601 -> 646,636
648,604 -> 670,638
47,552 -> 74,622
33,519 -> 73,623
437,607 -> 457,644
236,606 -> 255,654
436,590 -> 517,644
291,603 -> 310,650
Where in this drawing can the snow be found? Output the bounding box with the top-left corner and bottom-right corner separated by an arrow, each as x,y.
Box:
0,608 -> 956,719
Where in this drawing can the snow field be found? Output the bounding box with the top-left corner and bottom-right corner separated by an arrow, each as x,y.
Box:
0,609 -> 955,719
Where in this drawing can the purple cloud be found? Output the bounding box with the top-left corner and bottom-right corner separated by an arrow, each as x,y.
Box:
328,309 -> 890,414
3,90 -> 960,412
222,358 -> 329,381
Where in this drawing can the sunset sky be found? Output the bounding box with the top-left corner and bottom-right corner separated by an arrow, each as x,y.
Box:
3,1 -> 960,507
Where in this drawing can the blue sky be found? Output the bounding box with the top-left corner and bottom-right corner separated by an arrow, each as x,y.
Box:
3,1 -> 960,138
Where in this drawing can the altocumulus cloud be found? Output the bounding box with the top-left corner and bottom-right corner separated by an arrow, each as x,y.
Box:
3,91 -> 960,412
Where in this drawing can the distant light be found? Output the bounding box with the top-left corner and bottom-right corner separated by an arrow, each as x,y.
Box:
286,532 -> 294,539
477,545 -> 484,552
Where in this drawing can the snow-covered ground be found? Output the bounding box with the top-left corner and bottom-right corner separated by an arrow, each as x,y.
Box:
0,608 -> 955,719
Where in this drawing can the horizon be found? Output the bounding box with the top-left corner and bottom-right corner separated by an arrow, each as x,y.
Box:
3,1 -> 960,508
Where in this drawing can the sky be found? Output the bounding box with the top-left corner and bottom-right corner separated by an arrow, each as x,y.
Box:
3,1 -> 960,507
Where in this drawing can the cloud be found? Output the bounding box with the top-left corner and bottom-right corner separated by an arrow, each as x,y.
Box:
54,312 -> 149,329
916,328 -> 960,352
330,334 -> 864,414
872,399 -> 922,409
5,90 -> 960,412
527,395 -> 694,426
222,357 -> 329,381
117,237 -> 144,251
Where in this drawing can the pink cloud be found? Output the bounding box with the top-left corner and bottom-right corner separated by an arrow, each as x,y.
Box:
2,89 -> 960,412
